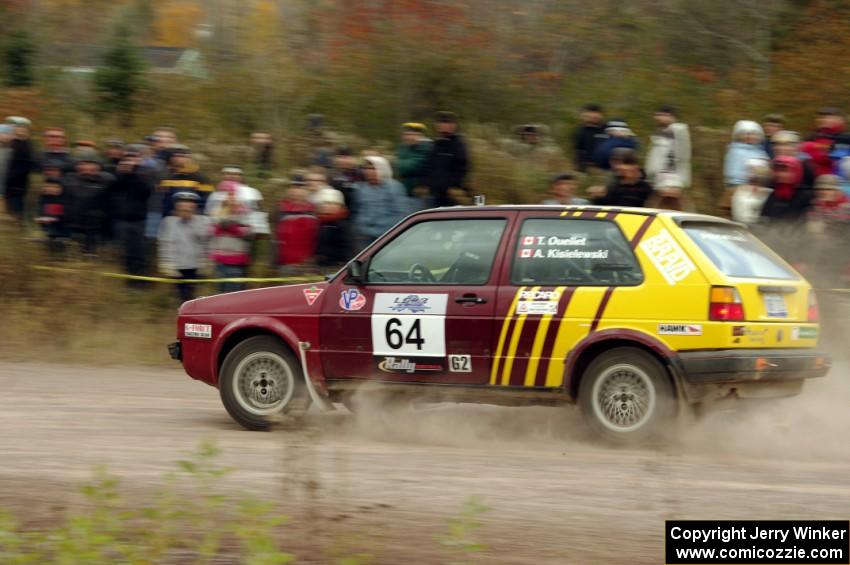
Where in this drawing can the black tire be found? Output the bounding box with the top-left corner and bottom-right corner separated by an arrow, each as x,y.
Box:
578,347 -> 676,444
219,336 -> 310,430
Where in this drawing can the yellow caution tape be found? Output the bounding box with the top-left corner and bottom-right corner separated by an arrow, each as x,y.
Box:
32,265 -> 324,285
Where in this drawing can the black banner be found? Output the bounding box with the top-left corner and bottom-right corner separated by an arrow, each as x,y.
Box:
666,520 -> 849,564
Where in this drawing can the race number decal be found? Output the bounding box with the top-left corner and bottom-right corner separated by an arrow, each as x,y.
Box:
372,294 -> 447,357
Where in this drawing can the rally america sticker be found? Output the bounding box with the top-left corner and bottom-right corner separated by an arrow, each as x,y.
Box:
639,228 -> 695,285
184,323 -> 212,339
658,323 -> 702,336
340,288 -> 367,311
303,286 -> 323,306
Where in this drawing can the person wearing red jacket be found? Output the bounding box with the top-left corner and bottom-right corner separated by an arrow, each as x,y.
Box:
801,108 -> 846,177
275,175 -> 318,275
209,181 -> 254,293
762,155 -> 811,223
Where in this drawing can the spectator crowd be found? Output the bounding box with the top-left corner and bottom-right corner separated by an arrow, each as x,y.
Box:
2,104 -> 850,299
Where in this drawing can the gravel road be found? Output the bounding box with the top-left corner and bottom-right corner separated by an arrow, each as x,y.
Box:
2,361 -> 849,563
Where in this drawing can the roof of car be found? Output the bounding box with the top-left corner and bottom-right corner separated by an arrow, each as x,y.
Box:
413,205 -> 733,224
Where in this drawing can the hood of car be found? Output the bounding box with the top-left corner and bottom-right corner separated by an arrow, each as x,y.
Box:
178,282 -> 330,316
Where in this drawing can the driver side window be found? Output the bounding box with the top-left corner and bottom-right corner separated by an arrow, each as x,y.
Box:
367,219 -> 506,284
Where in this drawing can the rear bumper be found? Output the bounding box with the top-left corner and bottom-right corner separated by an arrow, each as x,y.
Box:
168,341 -> 182,361
679,348 -> 831,385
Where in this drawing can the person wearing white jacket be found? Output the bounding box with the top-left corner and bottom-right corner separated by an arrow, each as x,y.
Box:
645,106 -> 692,202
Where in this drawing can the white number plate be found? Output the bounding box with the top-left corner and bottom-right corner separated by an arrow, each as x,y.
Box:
371,315 -> 445,357
763,293 -> 788,318
449,355 -> 472,372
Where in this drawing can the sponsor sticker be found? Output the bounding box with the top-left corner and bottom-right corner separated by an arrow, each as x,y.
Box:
639,229 -> 696,285
658,323 -> 702,336
340,288 -> 367,311
519,290 -> 561,301
184,323 -> 212,339
792,326 -> 818,340
303,286 -> 323,306
449,355 -> 472,372
373,294 -> 448,315
517,301 -> 559,315
377,356 -> 443,374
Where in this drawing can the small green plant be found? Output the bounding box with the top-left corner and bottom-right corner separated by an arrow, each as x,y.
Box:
441,496 -> 492,563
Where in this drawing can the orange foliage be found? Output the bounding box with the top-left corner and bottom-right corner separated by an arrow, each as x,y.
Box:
150,0 -> 205,48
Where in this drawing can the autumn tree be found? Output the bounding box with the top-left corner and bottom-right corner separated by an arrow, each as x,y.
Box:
93,22 -> 146,126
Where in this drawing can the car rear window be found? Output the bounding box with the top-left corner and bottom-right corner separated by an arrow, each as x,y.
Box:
682,223 -> 798,280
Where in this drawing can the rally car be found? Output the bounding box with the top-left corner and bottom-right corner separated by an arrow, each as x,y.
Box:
169,205 -> 830,442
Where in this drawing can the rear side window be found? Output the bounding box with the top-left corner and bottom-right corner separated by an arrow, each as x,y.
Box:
682,223 -> 798,280
512,219 -> 642,285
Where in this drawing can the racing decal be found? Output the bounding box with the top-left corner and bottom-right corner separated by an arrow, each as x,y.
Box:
448,355 -> 472,373
589,287 -> 615,333
658,323 -> 703,336
339,288 -> 367,311
517,233 -> 610,260
522,286 -> 568,386
638,228 -> 695,285
377,356 -> 443,374
184,323 -> 212,339
498,286 -> 540,385
373,293 -> 448,315
371,294 -> 448,357
303,286 -> 323,306
792,326 -> 818,340
517,289 -> 560,315
490,286 -> 527,385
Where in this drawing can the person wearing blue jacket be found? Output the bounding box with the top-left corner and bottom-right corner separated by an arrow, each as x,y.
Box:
593,120 -> 639,170
350,155 -> 410,250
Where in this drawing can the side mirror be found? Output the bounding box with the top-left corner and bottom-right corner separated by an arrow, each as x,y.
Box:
347,260 -> 364,283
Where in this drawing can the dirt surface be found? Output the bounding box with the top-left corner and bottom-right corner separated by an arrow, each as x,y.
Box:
2,361 -> 850,563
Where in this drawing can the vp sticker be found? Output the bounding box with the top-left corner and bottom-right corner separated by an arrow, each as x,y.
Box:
340,289 -> 367,311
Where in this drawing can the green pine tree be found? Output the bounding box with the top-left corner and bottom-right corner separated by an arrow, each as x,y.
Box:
93,23 -> 146,126
2,30 -> 36,87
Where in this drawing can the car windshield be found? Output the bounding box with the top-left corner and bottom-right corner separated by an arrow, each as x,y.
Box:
682,223 -> 798,280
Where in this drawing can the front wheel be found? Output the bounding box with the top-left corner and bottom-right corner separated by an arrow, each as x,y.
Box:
578,347 -> 675,444
219,336 -> 310,430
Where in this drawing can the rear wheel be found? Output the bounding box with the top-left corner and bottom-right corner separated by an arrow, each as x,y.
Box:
219,336 -> 309,430
578,347 -> 675,444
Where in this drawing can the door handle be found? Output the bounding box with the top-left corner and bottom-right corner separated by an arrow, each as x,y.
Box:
455,294 -> 487,304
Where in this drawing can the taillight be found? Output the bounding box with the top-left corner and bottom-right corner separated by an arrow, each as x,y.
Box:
709,286 -> 745,321
808,289 -> 819,322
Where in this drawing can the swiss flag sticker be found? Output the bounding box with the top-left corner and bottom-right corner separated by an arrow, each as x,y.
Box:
520,249 -> 532,258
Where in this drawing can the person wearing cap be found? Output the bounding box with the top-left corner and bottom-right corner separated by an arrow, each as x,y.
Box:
41,128 -> 74,177
573,103 -> 606,172
645,106 -> 691,203
803,108 -> 846,178
761,114 -> 785,159
425,111 -> 470,207
540,173 -> 588,205
63,150 -> 115,255
396,122 -> 433,204
4,116 -> 35,221
721,120 -> 768,216
592,119 -> 639,171
209,181 -> 254,293
158,145 -> 213,218
110,145 -> 154,281
157,191 -> 210,303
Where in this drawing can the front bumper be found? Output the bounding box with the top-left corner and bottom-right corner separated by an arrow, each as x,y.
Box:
679,348 -> 831,385
168,341 -> 182,361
